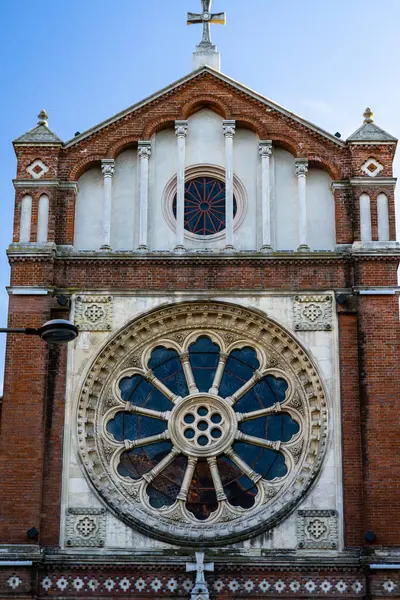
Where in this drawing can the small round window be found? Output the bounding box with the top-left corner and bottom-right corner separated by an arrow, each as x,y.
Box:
172,177 -> 237,236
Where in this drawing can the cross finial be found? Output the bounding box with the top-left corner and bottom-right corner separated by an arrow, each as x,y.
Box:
186,552 -> 214,600
187,1 -> 226,48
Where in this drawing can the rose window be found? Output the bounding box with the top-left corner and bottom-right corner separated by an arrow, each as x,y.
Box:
78,302 -> 328,546
172,177 -> 237,236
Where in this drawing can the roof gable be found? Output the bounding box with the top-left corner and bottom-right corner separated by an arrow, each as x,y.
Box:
64,66 -> 346,148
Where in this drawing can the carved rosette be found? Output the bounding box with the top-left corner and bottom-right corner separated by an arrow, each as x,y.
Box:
293,295 -> 333,331
77,301 -> 329,546
74,295 -> 113,332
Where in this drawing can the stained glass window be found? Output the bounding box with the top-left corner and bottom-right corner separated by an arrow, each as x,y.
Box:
108,341 -> 299,520
172,177 -> 237,236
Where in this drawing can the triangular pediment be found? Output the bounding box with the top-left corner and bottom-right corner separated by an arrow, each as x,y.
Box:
64,66 -> 346,148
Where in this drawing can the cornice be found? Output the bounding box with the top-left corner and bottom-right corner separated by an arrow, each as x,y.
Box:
13,179 -> 79,192
350,177 -> 397,187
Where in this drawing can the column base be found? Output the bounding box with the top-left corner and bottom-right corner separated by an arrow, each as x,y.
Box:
137,245 -> 149,253
100,244 -> 112,251
224,244 -> 235,253
260,244 -> 273,253
174,245 -> 186,254
297,244 -> 310,252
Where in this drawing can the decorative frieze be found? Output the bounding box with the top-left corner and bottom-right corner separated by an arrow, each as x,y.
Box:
74,295 -> 113,331
65,508 -> 106,548
293,295 -> 333,331
297,509 -> 338,549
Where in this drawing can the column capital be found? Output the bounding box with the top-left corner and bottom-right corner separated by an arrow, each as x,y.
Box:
138,141 -> 152,159
101,159 -> 115,178
259,140 -> 273,158
222,120 -> 236,138
175,120 -> 188,138
295,158 -> 309,177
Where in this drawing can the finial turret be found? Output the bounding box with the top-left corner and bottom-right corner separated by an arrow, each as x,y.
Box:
363,107 -> 374,124
37,109 -> 49,126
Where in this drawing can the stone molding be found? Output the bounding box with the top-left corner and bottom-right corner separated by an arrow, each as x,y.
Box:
65,508 -> 106,548
297,509 -> 339,549
293,295 -> 333,331
76,301 -> 329,547
74,295 -> 113,331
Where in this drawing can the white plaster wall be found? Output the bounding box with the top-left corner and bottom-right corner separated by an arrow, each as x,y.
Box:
307,169 -> 335,250
74,168 -> 103,250
62,292 -> 342,555
111,150 -> 138,250
274,149 -> 298,250
148,110 -> 259,251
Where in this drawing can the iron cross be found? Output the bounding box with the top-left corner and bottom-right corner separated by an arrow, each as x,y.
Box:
186,552 -> 214,600
187,0 -> 226,47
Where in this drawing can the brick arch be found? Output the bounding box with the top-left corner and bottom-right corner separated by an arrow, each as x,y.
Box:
108,137 -> 139,159
143,115 -> 177,139
235,118 -> 263,137
270,136 -> 299,157
308,156 -> 341,180
68,155 -> 103,181
181,95 -> 231,120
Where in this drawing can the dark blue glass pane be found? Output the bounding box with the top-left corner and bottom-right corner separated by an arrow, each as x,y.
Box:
233,441 -> 288,480
107,412 -> 167,443
117,441 -> 172,480
235,375 -> 288,413
148,347 -> 188,397
147,454 -> 187,509
217,455 -> 257,509
219,347 -> 260,398
239,414 -> 299,443
119,375 -> 172,412
187,460 -> 218,520
189,336 -> 220,393
172,177 -> 237,236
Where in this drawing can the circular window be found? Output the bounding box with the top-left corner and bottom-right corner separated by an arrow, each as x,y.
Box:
78,302 -> 328,546
172,177 -> 237,236
163,165 -> 247,242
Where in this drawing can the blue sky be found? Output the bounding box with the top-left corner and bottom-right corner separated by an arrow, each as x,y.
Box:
0,0 -> 399,391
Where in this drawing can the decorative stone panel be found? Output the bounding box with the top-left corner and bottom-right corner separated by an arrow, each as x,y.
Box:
74,295 -> 113,331
297,509 -> 338,549
26,158 -> 49,179
361,157 -> 384,177
65,508 -> 106,547
293,295 -> 333,331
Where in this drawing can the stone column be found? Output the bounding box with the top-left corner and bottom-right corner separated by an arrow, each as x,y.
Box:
101,159 -> 115,250
295,158 -> 309,251
175,121 -> 188,252
259,141 -> 273,252
138,141 -> 152,251
223,120 -> 236,251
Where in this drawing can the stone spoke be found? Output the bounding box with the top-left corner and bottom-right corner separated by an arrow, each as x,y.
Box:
144,369 -> 182,405
225,448 -> 262,484
177,457 -> 197,501
207,457 -> 227,501
236,402 -> 282,423
180,352 -> 199,394
209,352 -> 228,395
225,370 -> 263,406
124,430 -> 170,450
235,431 -> 281,451
142,447 -> 180,484
124,402 -> 171,421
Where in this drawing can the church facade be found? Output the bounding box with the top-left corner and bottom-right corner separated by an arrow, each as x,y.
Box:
0,3 -> 399,599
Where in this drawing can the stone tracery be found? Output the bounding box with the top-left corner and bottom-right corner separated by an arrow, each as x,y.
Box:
77,301 -> 328,545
